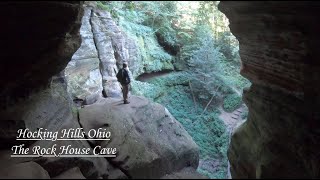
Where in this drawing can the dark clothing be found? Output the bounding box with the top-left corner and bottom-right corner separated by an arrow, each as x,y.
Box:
119,68 -> 131,85
119,68 -> 130,103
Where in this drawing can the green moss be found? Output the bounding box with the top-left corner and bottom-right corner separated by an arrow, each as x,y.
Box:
148,72 -> 189,87
223,93 -> 242,112
131,72 -> 230,179
118,12 -> 174,74
96,1 -> 110,11
130,80 -> 164,101
157,85 -> 229,179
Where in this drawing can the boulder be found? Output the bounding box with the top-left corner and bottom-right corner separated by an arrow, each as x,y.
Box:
52,167 -> 86,179
160,167 -> 208,179
0,161 -> 50,179
79,96 -> 199,178
32,116 -> 111,179
0,1 -> 84,109
83,93 -> 101,105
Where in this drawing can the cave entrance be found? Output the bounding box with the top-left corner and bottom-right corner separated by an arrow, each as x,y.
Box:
63,1 -> 251,179
121,1 -> 251,179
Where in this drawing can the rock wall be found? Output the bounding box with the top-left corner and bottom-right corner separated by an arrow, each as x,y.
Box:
0,2 -> 203,179
65,2 -> 175,100
65,5 -> 103,100
65,2 -> 133,99
65,2 -> 123,99
0,1 -> 83,109
0,1 -> 83,144
0,1 -> 111,179
218,1 -> 320,178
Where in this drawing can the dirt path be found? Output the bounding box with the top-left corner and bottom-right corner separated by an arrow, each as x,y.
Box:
219,104 -> 246,179
219,104 -> 245,133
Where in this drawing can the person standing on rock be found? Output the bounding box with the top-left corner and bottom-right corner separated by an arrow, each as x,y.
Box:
116,62 -> 131,104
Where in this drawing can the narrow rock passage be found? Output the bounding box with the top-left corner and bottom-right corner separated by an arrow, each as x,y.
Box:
219,104 -> 245,133
218,104 -> 246,179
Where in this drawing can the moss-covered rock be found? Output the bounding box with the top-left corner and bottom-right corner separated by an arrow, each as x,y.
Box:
223,93 -> 242,112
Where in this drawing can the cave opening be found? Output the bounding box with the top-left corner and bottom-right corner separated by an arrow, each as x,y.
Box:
1,1 -> 319,179
64,1 -> 250,179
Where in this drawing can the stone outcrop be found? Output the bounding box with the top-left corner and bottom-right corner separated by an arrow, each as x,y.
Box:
160,167 -> 208,179
52,167 -> 86,179
0,1 -> 114,179
0,1 -> 84,156
0,69 -> 113,178
3,1 -> 319,179
79,96 -> 200,179
91,8 -> 125,98
0,2 -> 201,179
0,162 -> 50,179
65,2 -> 175,100
218,1 -> 320,178
65,2 -> 130,99
0,1 -> 84,109
65,5 -> 103,100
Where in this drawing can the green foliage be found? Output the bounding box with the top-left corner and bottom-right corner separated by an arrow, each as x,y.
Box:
214,56 -> 251,91
130,80 -> 164,100
96,1 -> 108,10
96,1 -> 250,178
138,1 -> 179,46
157,86 -> 229,178
195,1 -> 217,25
198,167 -> 228,179
215,31 -> 240,61
101,1 -> 175,74
131,73 -> 229,179
223,93 -> 242,112
148,72 -> 189,87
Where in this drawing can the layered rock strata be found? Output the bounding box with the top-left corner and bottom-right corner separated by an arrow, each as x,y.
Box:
219,1 -> 320,178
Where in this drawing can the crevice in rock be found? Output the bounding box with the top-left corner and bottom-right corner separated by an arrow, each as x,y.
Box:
155,32 -> 180,56
111,39 -> 123,69
89,8 -> 105,97
103,123 -> 134,178
76,105 -> 130,178
107,158 -> 132,179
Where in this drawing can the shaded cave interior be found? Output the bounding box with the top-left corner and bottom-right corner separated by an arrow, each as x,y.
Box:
0,1 -> 319,179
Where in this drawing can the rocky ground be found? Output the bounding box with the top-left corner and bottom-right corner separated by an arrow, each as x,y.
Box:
0,96 -> 207,179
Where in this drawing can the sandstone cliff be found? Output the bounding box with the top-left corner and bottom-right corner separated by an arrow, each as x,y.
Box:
0,1 -> 203,179
219,1 -> 320,178
65,2 -> 174,100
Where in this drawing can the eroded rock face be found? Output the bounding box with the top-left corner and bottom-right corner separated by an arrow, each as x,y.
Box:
65,2 -> 176,100
0,161 -> 50,179
0,1 -> 114,179
90,8 -> 124,98
65,5 -> 103,100
160,167 -> 208,179
0,2 -> 84,163
0,1 -> 84,109
52,167 -> 86,179
218,1 -> 320,178
79,96 -> 200,179
65,2 -> 129,99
